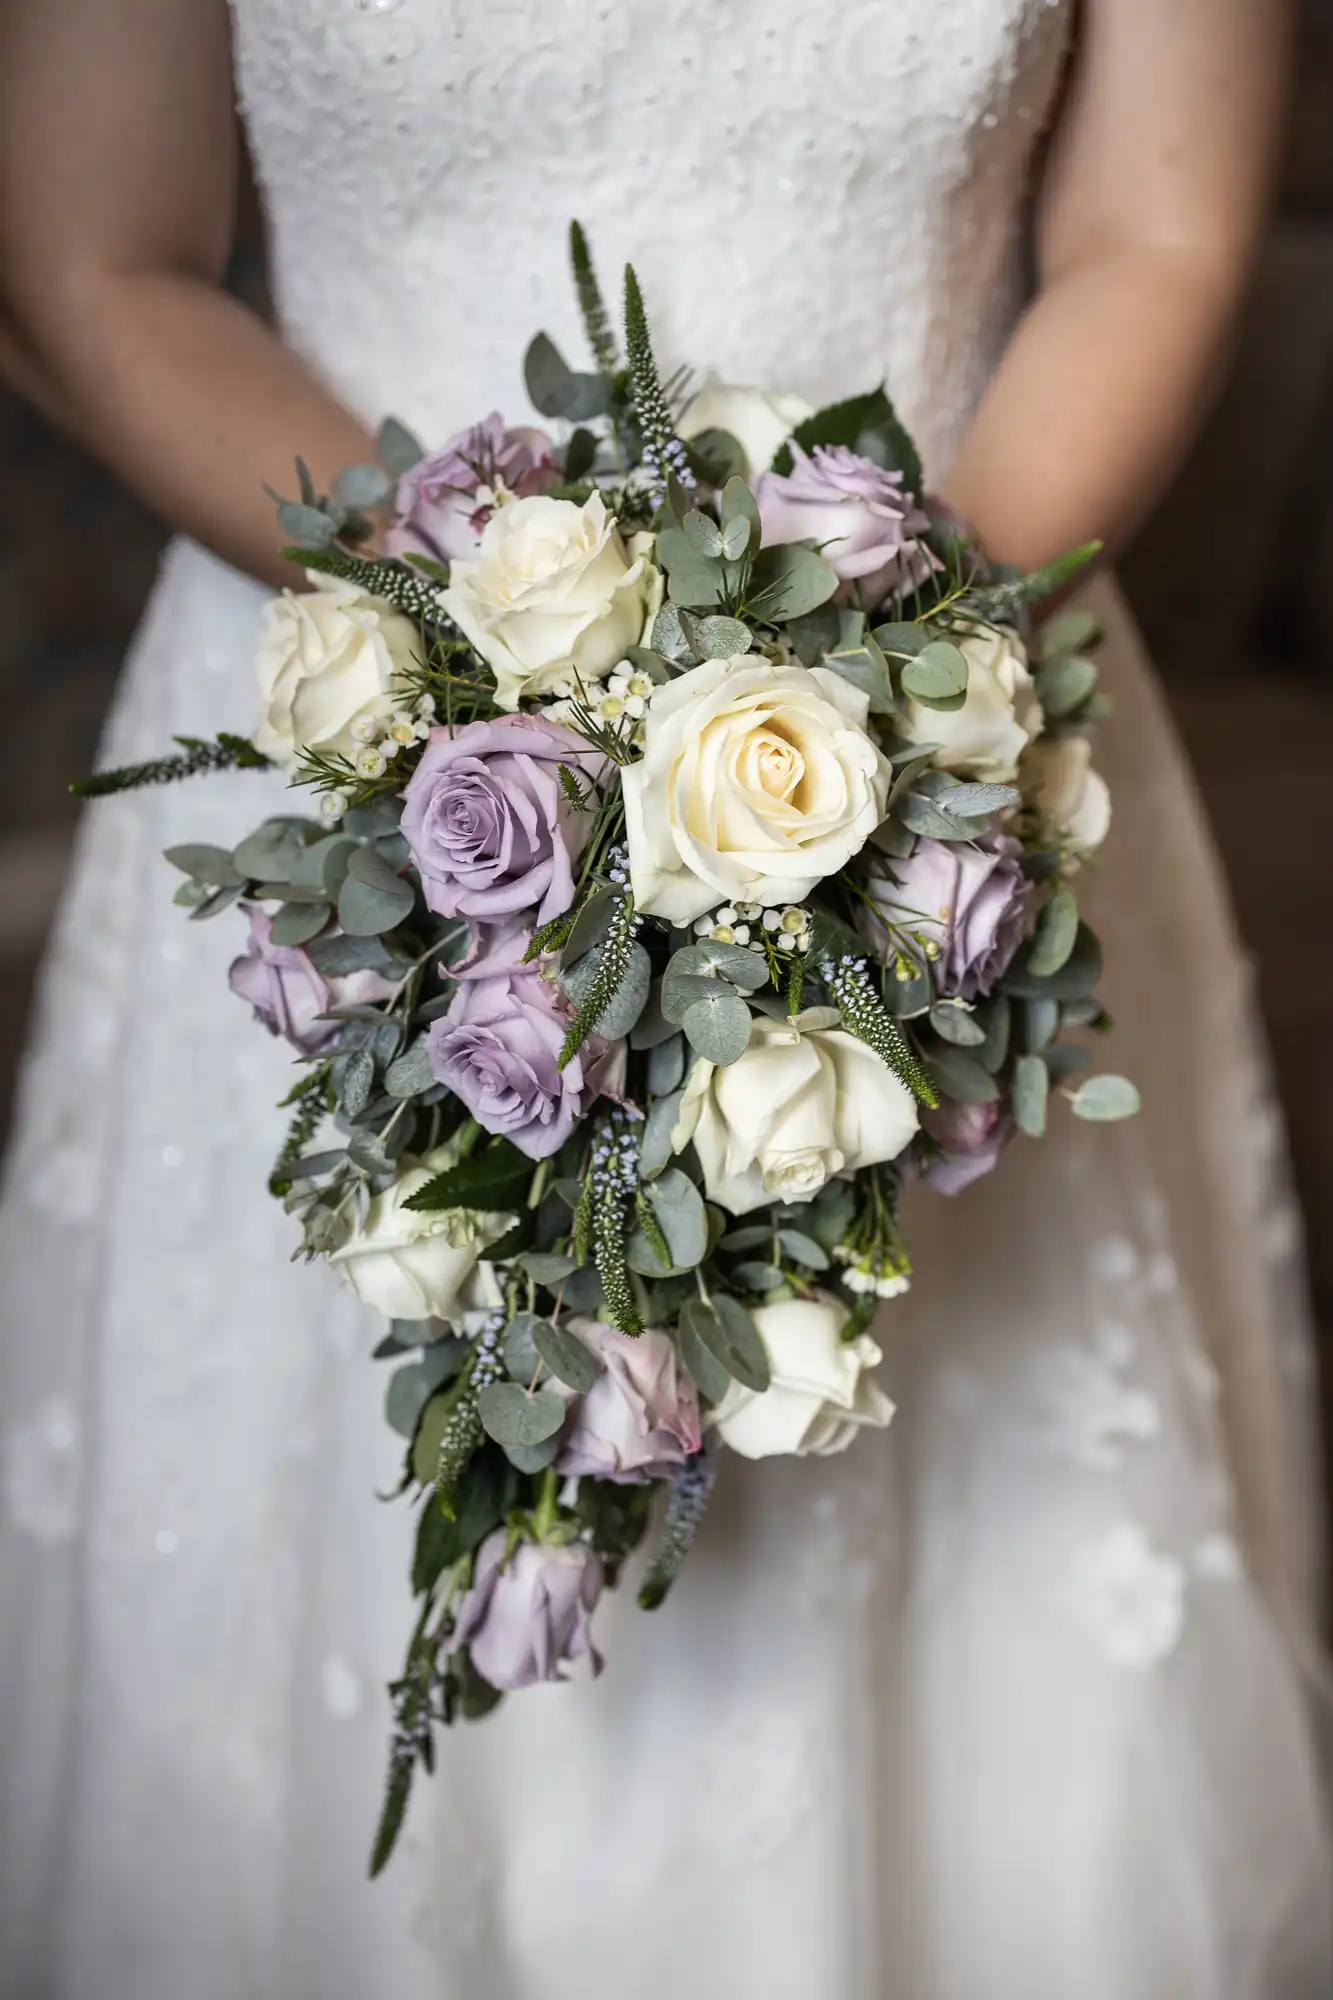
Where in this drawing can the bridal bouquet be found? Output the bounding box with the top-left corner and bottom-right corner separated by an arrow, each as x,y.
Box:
79,226 -> 1135,1870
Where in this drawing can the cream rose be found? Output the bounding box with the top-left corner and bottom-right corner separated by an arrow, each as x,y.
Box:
622,656 -> 892,924
329,1156 -> 513,1321
678,372 -> 814,476
900,621 -> 1042,783
709,1293 -> 895,1459
1021,734 -> 1111,853
672,1010 -> 918,1215
440,492 -> 662,711
253,574 -> 421,768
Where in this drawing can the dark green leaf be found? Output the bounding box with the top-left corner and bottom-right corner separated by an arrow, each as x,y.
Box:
403,1141 -> 531,1212
926,1046 -> 1001,1104
269,900 -> 331,946
377,416 -> 425,476
532,1320 -> 601,1394
746,542 -> 839,620
1004,922 -> 1103,1000
775,385 -> 923,497
677,1302 -> 732,1403
1027,887 -> 1079,978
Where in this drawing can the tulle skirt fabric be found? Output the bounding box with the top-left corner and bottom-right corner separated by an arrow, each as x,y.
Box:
0,542 -> 1328,1998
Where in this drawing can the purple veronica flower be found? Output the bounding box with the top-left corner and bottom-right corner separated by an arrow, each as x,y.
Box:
864,836 -> 1031,1001
450,1531 -> 604,1691
384,413 -> 558,566
401,714 -> 602,928
227,906 -> 393,1055
751,443 -> 938,604
426,926 -> 624,1161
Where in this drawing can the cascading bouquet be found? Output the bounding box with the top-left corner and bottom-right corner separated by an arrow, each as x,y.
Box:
77,225 -> 1137,1870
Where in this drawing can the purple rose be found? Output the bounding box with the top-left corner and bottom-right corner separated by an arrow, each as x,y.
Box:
385,414 -> 558,566
427,926 -> 623,1160
920,1098 -> 1012,1195
227,906 -> 394,1055
450,1530 -> 604,1691
751,443 -> 938,604
401,713 -> 601,928
554,1318 -> 702,1483
864,836 -> 1031,1001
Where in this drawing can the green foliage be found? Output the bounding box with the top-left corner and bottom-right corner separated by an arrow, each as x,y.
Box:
403,1138 -> 534,1215
72,732 -> 272,799
569,219 -> 618,375
771,385 -> 924,497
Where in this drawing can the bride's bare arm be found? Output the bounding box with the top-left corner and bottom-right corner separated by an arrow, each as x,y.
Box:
0,0 -> 376,588
943,0 -> 1290,570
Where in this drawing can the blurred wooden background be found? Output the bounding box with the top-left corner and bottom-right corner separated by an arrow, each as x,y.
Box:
1,6 -> 1332,1484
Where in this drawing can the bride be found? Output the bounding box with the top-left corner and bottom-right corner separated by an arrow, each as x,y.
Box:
0,1 -> 1329,1994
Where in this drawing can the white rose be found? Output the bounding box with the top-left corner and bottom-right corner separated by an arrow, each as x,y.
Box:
622,656 -> 892,924
709,1293 -> 895,1459
678,371 -> 815,476
672,1011 -> 918,1216
440,492 -> 662,711
253,573 -> 421,768
1021,734 -> 1112,853
329,1156 -> 513,1321
900,622 -> 1042,783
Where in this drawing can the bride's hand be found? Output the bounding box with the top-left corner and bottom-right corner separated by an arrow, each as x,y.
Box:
943,0 -> 1291,573
0,0 -> 378,588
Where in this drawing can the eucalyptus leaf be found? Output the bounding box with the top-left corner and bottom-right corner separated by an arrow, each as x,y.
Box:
343,795 -> 403,841
341,1046 -> 375,1119
777,1228 -> 830,1271
873,620 -> 929,661
927,1046 -> 1000,1105
384,1041 -> 435,1099
639,1088 -> 685,1180
901,639 -> 969,706
377,416 -> 425,477
560,888 -> 614,967
1022,997 -> 1061,1052
1040,608 -> 1101,662
694,614 -> 753,658
502,1313 -> 544,1381
1042,1043 -> 1093,1080
746,542 -> 839,620
504,1437 -> 563,1475
269,900 -> 331,946
647,1032 -> 687,1097
666,940 -> 770,995
929,1002 -> 987,1047
1011,1052 -> 1049,1139
476,1382 -> 567,1449
335,463 -> 392,509
1035,654 -> 1097,719
561,938 -> 651,1040
822,641 -> 894,714
1069,1074 -> 1141,1121
677,1302 -> 732,1404
276,501 -> 338,548
666,554 -> 726,610
635,1167 -> 708,1273
308,932 -> 400,976
338,875 -> 414,938
1027,887 -> 1079,978
682,990 -> 752,1066
719,474 -> 762,539
234,820 -> 311,883
978,994 -> 1012,1073
683,510 -> 725,558
164,842 -> 242,887
720,516 -> 751,561
532,1320 -> 601,1394
1004,922 -> 1103,1001
732,1261 -> 784,1292
703,1293 -> 771,1393
934,782 -> 1021,821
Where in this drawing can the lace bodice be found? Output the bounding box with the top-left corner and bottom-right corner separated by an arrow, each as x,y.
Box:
229,0 -> 1072,478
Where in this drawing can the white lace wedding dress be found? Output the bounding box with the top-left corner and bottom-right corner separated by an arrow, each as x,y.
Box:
1,2 -> 1330,1995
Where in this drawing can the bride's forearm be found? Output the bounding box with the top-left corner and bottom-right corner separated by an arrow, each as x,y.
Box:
941,245 -> 1242,571
944,0 -> 1288,575
7,271 -> 376,589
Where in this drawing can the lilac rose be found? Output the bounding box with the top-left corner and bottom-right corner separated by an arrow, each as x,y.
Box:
426,926 -> 623,1160
555,1318 -> 702,1483
864,835 -> 1031,1001
227,906 -> 394,1055
401,713 -> 602,928
450,1530 -> 603,1691
919,1098 -> 1012,1196
751,442 -> 938,603
384,413 -> 558,566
